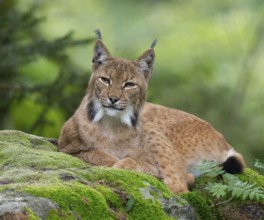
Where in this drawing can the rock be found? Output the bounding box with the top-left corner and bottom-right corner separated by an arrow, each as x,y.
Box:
0,130 -> 263,220
0,130 -> 194,220
139,182 -> 195,220
0,190 -> 59,219
160,196 -> 195,220
219,202 -> 264,220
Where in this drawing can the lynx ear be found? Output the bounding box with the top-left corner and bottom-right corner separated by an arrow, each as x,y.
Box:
136,40 -> 157,80
92,30 -> 112,69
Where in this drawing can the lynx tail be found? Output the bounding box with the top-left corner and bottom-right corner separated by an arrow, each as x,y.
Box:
222,149 -> 245,174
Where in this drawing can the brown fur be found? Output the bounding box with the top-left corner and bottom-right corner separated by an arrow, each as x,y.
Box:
58,37 -> 245,193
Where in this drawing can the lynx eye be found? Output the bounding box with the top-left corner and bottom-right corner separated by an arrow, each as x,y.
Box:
124,82 -> 137,89
99,77 -> 111,85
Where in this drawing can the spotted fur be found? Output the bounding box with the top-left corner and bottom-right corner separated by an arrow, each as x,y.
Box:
58,35 -> 245,193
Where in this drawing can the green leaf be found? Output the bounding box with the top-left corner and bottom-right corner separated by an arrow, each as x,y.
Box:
249,191 -> 256,200
206,183 -> 227,199
235,188 -> 244,198
254,159 -> 264,170
231,187 -> 240,197
196,160 -> 225,177
223,173 -> 239,183
125,195 -> 135,212
234,181 -> 247,188
242,189 -> 251,200
256,193 -> 260,201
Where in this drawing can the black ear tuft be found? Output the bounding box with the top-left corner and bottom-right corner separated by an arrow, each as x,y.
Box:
150,39 -> 157,49
92,29 -> 112,69
95,29 -> 102,40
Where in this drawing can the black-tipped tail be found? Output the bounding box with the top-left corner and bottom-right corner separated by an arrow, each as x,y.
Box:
221,156 -> 244,174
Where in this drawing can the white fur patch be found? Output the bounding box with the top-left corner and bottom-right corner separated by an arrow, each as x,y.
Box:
93,100 -> 104,122
89,98 -> 135,127
104,105 -> 134,127
187,161 -> 205,177
225,148 -> 236,161
105,108 -> 119,117
120,106 -> 134,127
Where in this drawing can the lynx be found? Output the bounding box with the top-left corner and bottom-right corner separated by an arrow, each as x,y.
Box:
58,31 -> 245,193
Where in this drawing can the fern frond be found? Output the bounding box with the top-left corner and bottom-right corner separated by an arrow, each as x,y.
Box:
227,179 -> 264,201
254,159 -> 264,170
197,160 -> 225,177
200,159 -> 264,203
223,173 -> 239,183
205,182 -> 227,199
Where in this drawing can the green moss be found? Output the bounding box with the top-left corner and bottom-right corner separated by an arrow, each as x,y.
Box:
24,182 -> 114,220
86,167 -> 175,219
0,130 -> 88,170
0,130 -> 217,220
0,168 -> 42,184
95,185 -> 130,219
128,202 -> 172,220
25,207 -> 41,220
0,130 -> 56,150
89,167 -> 173,198
0,130 -> 33,146
95,185 -> 123,209
79,167 -> 174,219
182,192 -> 215,220
46,209 -> 79,220
238,168 -> 264,188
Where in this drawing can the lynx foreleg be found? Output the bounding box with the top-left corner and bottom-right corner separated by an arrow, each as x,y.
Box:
74,149 -> 118,167
112,157 -> 142,172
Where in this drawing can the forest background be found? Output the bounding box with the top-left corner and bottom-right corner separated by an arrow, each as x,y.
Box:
1,0 -> 264,166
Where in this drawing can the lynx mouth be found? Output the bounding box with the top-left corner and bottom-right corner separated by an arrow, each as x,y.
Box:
103,105 -> 125,111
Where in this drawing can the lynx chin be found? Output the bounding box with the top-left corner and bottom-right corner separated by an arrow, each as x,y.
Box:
58,30 -> 245,193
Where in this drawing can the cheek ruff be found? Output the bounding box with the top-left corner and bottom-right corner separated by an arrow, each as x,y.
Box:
86,99 -> 138,127
86,100 -> 104,122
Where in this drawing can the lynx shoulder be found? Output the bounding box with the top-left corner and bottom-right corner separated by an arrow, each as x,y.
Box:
58,31 -> 245,193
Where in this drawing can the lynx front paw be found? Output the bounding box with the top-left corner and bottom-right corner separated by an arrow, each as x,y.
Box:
113,157 -> 142,172
74,150 -> 118,167
163,177 -> 189,194
162,172 -> 192,194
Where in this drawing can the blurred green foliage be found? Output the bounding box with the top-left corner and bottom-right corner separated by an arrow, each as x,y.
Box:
1,0 -> 264,166
0,1 -> 93,136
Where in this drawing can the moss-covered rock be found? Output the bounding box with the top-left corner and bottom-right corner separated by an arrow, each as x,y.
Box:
0,130 -> 263,219
182,166 -> 264,220
0,130 -> 195,220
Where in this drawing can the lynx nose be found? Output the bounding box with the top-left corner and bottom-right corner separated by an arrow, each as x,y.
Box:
109,96 -> 119,104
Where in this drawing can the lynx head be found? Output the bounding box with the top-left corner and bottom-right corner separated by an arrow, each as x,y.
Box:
86,30 -> 156,128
